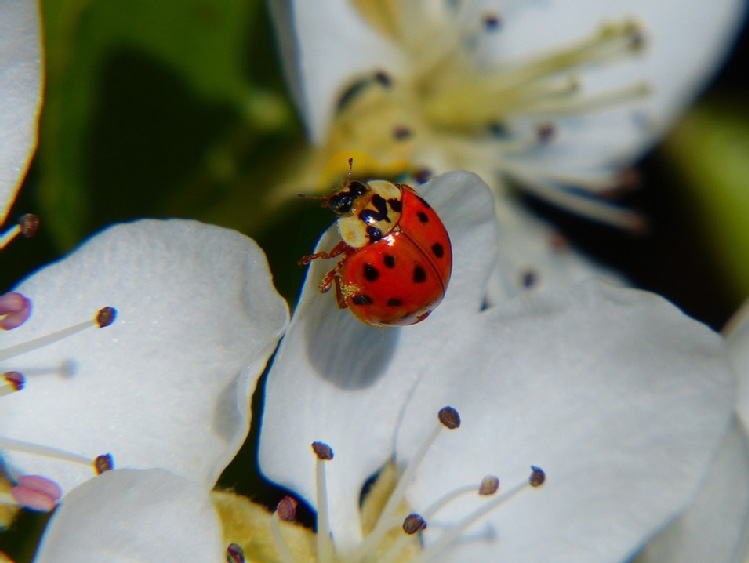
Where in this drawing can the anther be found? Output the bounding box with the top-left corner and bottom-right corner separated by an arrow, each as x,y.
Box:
276,496 -> 298,522
0,292 -> 32,330
374,70 -> 392,88
95,307 -> 117,328
226,543 -> 245,563
9,474 -> 62,512
537,123 -> 555,143
312,441 -> 334,461
19,214 -> 39,238
413,168 -> 433,184
520,268 -> 538,289
479,475 -> 500,496
94,453 -> 114,475
402,513 -> 427,535
482,12 -> 501,31
393,126 -> 413,141
2,371 -> 25,394
529,466 -> 546,487
438,406 -> 460,429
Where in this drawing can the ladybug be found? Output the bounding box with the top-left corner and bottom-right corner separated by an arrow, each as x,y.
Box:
300,161 -> 452,326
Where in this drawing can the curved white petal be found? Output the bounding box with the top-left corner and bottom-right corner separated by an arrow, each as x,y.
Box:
36,469 -> 223,562
636,419 -> 749,563
492,0 -> 746,177
1,220 -> 288,493
0,0 -> 42,222
395,281 -> 735,561
726,300 -> 749,429
259,171 -> 497,546
268,0 -> 403,142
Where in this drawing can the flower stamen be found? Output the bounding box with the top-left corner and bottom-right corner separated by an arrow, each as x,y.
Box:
0,214 -> 39,250
312,441 -> 335,562
0,436 -> 113,476
271,497 -> 298,563
0,306 -> 117,361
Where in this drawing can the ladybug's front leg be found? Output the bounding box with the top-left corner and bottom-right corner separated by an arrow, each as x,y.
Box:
298,240 -> 352,265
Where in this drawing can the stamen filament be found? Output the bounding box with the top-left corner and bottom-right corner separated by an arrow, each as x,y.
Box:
412,479 -> 531,563
314,450 -> 334,562
0,224 -> 21,250
0,436 -> 93,467
352,422 -> 444,561
0,307 -> 116,361
270,516 -> 297,563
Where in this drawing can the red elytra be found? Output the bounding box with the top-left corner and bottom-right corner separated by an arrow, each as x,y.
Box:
301,170 -> 452,327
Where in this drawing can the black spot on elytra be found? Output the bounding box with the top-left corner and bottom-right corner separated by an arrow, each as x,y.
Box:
432,243 -> 445,258
352,294 -> 373,305
386,298 -> 403,307
383,254 -> 396,268
413,265 -> 427,283
417,211 -> 429,223
364,263 -> 380,282
366,226 -> 383,243
388,198 -> 402,213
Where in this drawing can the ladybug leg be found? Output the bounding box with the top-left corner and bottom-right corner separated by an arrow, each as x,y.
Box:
332,272 -> 349,310
298,240 -> 353,266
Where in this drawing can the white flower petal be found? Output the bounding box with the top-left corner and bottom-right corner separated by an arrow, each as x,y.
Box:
726,300 -> 749,428
395,281 -> 735,561
259,171 -> 497,546
636,419 -> 749,563
0,0 -> 42,222
36,469 -> 223,563
1,219 -> 288,493
492,0 -> 746,177
268,0 -> 403,142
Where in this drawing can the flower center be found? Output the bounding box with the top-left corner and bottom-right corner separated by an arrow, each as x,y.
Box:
266,406 -> 545,562
299,0 -> 649,229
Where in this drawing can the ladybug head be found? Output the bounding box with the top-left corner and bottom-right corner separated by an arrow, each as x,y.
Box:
323,181 -> 369,215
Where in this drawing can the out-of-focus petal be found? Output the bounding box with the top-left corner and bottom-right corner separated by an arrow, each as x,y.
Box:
35,469 -> 224,562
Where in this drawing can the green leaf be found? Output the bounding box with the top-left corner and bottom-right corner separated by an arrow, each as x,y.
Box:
663,96 -> 749,300
38,0 -> 295,249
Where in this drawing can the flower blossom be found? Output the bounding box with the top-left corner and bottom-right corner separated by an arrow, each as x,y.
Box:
268,0 -> 745,296
0,3 -> 289,559
256,171 -> 741,561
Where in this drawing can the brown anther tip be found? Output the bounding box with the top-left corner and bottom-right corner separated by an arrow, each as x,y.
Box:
3,371 -> 24,392
94,453 -> 114,475
226,543 -> 245,563
276,496 -> 298,522
95,307 -> 117,328
482,12 -> 501,30
311,441 -> 334,461
403,513 -> 427,535
479,475 -> 500,496
537,123 -> 555,142
438,406 -> 460,430
393,126 -> 413,141
413,168 -> 433,184
18,214 -> 39,238
529,466 -> 546,487
374,70 -> 392,88
520,268 -> 538,290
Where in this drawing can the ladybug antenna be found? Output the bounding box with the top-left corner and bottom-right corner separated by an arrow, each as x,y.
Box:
343,157 -> 354,189
297,192 -> 328,200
